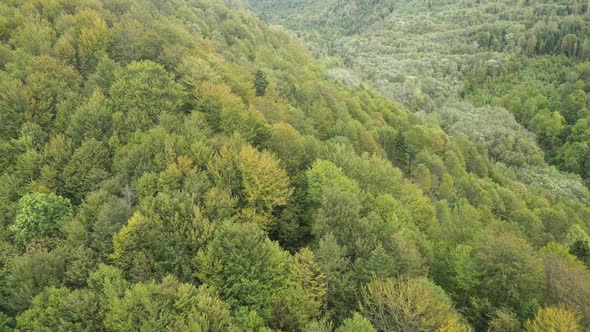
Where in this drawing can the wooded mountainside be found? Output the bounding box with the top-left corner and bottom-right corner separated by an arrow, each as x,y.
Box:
0,0 -> 589,331
244,0 -> 590,189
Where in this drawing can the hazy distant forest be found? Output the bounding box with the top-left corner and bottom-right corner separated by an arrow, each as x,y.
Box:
0,0 -> 590,331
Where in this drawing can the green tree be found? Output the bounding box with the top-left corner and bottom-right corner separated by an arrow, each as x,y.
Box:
540,242 -> 590,326
438,200 -> 482,244
314,234 -> 355,322
75,12 -> 111,74
85,55 -> 119,93
335,313 -> 376,332
112,193 -> 214,282
90,196 -> 133,257
272,247 -> 326,329
39,135 -> 73,193
67,90 -> 112,145
10,16 -> 56,55
561,34 -> 578,56
393,132 -> 410,170
0,248 -> 68,315
561,141 -> 590,180
305,159 -> 360,208
109,61 -> 185,133
432,243 -> 480,310
565,224 -> 590,246
436,173 -> 457,199
254,70 -> 269,97
110,18 -> 156,63
569,239 -> 590,267
265,122 -> 309,173
195,221 -> 289,321
414,164 -> 432,196
105,276 -> 234,332
220,104 -> 268,145
0,75 -> 27,140
356,243 -> 400,284
15,287 -> 99,332
54,10 -> 111,75
562,89 -> 587,124
62,139 -> 110,203
312,185 -> 361,256
528,110 -> 565,148
11,192 -> 72,244
86,264 -> 129,322
473,232 -> 544,320
24,56 -> 80,130
510,209 -> 547,247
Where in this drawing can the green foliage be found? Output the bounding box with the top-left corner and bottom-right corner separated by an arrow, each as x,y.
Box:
306,159 -> 360,206
195,221 -> 289,322
272,247 -> 326,330
67,90 -> 112,145
16,287 -> 99,332
23,56 -> 81,130
432,243 -> 480,309
0,312 -> 12,332
335,313 -> 376,332
0,0 -> 589,330
468,57 -> 590,185
265,122 -> 310,173
569,239 -> 590,267
0,246 -> 70,315
62,139 -> 110,203
11,193 -> 72,244
473,232 -> 544,320
312,185 -> 361,252
245,0 -> 590,192
89,196 -> 133,258
540,242 -> 590,327
86,264 -> 129,312
105,276 -> 234,332
112,193 -> 213,282
314,233 -> 356,322
109,60 -> 186,134
303,320 -> 333,332
254,69 -> 269,97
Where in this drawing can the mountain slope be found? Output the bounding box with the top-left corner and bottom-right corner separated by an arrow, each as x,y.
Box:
244,0 -> 590,189
0,0 -> 589,331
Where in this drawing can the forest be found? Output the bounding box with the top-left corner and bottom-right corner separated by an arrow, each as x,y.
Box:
0,0 -> 589,331
244,0 -> 590,188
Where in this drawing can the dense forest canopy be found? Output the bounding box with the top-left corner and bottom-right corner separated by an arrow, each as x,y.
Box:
0,0 -> 589,331
243,0 -> 590,189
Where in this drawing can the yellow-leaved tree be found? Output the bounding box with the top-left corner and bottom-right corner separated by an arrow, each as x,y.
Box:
361,278 -> 470,332
238,144 -> 293,215
525,306 -> 581,332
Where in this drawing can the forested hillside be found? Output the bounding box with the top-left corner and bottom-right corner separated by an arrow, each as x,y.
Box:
244,0 -> 590,189
1,0 -> 590,331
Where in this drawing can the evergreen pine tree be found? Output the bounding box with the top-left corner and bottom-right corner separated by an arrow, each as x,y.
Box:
254,70 -> 269,97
